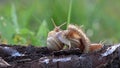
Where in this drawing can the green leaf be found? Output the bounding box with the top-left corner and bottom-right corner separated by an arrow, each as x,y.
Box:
36,20 -> 49,46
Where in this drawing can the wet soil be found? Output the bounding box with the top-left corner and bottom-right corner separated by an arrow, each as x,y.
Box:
0,44 -> 120,68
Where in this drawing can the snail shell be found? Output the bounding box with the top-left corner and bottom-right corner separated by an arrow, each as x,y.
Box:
47,30 -> 64,51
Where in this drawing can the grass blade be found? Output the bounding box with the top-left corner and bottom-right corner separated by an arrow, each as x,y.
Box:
11,3 -> 19,34
67,0 -> 73,26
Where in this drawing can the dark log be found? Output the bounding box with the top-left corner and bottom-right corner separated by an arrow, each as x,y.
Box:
0,44 -> 120,68
32,44 -> 120,68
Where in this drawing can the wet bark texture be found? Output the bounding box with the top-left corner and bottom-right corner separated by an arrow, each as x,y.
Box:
0,44 -> 120,68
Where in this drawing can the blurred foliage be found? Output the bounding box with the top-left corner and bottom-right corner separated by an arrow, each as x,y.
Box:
0,0 -> 120,46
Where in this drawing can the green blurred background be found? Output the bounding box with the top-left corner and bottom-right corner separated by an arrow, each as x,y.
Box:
0,0 -> 120,46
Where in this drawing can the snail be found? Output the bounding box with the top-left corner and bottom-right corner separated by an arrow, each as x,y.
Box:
47,19 -> 66,51
47,21 -> 103,53
57,24 -> 91,53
